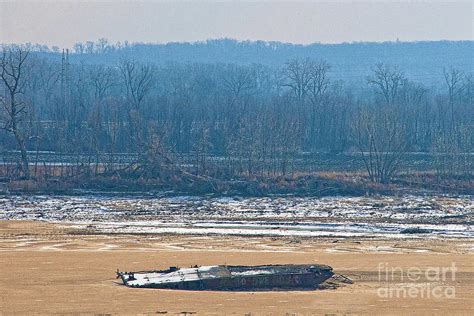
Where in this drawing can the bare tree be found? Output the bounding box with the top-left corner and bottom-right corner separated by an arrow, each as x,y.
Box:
307,60 -> 330,105
119,59 -> 154,111
34,57 -> 60,107
444,67 -> 466,104
465,74 -> 473,104
89,65 -> 116,100
355,105 -> 407,183
0,46 -> 31,178
223,65 -> 254,102
282,58 -> 313,102
96,38 -> 110,54
119,59 -> 154,153
73,42 -> 85,54
367,63 -> 406,106
443,67 -> 466,127
307,60 -> 331,150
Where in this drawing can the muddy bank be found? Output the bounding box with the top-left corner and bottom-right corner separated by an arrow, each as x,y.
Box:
4,171 -> 473,197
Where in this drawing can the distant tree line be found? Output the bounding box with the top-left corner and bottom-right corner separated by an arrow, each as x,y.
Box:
0,44 -> 473,183
23,39 -> 474,85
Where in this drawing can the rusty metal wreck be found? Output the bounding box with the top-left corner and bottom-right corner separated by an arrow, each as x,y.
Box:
117,264 -> 335,291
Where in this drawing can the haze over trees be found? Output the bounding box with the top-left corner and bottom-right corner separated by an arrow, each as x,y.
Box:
0,39 -> 472,188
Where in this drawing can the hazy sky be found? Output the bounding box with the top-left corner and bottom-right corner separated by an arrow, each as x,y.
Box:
1,1 -> 473,48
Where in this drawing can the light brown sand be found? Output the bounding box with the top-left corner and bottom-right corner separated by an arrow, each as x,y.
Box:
0,220 -> 473,315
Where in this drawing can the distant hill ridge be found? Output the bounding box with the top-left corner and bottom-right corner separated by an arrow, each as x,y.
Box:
33,39 -> 474,85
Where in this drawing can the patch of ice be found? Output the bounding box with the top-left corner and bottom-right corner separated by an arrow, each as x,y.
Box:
1,193 -> 472,239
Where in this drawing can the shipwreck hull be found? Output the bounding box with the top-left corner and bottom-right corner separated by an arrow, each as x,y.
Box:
118,264 -> 334,291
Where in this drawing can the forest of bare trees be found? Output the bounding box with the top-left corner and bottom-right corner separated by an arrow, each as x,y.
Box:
0,42 -> 472,191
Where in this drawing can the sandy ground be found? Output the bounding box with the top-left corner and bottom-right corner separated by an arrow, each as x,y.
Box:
0,220 -> 473,315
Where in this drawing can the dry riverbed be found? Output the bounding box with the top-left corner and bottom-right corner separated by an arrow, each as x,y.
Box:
1,220 -> 473,315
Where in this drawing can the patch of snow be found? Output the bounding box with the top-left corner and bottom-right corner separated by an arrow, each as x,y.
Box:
1,194 -> 472,239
